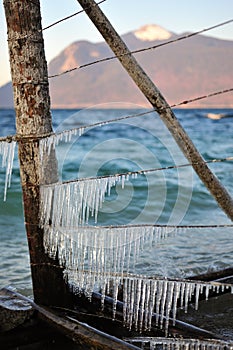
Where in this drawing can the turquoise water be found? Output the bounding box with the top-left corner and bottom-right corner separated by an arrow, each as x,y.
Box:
0,107 -> 233,294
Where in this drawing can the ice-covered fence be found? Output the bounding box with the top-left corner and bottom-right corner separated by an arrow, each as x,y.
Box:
42,220 -> 233,334
43,224 -> 175,278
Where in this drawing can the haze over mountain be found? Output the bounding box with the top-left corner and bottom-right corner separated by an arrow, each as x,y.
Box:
1,24 -> 233,108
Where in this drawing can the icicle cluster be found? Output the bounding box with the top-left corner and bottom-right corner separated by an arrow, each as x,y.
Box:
0,140 -> 16,200
124,337 -> 233,350
38,132 -> 233,336
39,127 -> 85,159
40,173 -> 131,227
44,225 -> 173,281
67,272 -> 232,335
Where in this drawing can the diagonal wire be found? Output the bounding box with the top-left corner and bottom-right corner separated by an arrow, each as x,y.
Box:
48,18 -> 233,78
42,0 -> 107,31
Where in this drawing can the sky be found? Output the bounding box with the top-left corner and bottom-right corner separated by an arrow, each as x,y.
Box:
1,0 -> 233,87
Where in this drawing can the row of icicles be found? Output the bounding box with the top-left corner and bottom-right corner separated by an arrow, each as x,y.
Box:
43,223 -> 233,335
124,337 -> 233,350
1,131 -> 233,341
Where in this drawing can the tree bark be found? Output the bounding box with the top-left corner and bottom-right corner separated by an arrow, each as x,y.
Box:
3,0 -> 72,306
77,0 -> 233,221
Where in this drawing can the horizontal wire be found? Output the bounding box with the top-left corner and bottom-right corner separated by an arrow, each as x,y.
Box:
48,18 -> 233,79
65,269 -> 233,287
0,86 -> 232,144
47,223 -> 233,230
41,156 -> 233,187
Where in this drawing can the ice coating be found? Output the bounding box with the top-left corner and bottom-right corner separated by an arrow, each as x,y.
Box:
124,337 -> 233,350
0,141 -> 16,200
39,127 -> 85,160
66,271 -> 230,335
39,174 -> 129,227
43,225 -> 174,278
42,223 -> 231,334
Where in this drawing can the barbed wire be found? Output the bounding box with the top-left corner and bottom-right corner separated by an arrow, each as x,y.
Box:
42,0 -> 107,31
43,155 -> 233,187
6,0 -> 107,42
48,18 -> 233,79
47,223 -> 233,230
0,86 -> 232,143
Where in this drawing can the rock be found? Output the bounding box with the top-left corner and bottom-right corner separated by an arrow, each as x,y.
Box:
0,287 -> 34,332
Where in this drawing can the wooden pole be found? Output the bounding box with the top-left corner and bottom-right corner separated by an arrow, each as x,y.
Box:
3,0 -> 72,306
77,0 -> 233,221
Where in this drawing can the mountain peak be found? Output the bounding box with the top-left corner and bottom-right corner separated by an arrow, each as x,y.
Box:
134,24 -> 172,41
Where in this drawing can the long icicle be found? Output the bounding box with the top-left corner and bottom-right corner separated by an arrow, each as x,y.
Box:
0,140 -> 16,200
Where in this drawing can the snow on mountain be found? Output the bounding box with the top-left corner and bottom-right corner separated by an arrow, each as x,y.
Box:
134,24 -> 172,41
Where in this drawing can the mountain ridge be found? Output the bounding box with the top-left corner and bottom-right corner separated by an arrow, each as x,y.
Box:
1,24 -> 233,108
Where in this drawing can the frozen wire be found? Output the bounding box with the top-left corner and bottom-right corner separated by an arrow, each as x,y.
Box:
49,18 -> 233,78
46,223 -> 233,230
42,155 -> 233,188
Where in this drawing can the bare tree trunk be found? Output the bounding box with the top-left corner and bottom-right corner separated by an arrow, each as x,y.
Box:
3,0 -> 72,306
77,0 -> 233,221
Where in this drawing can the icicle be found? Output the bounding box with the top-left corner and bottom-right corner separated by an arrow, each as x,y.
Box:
39,127 -> 85,160
43,223 -> 177,298
124,337 -> 233,350
164,282 -> 174,334
0,140 -> 16,201
119,276 -> 232,334
138,278 -> 146,332
40,175 -> 127,227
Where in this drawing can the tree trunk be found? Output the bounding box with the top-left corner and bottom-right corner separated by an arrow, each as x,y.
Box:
77,0 -> 233,221
3,0 -> 72,306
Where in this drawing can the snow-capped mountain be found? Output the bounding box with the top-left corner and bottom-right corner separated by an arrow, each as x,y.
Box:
134,24 -> 172,41
1,24 -> 233,108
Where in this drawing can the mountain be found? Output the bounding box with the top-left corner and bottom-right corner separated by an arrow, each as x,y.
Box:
0,82 -> 14,108
1,24 -> 233,108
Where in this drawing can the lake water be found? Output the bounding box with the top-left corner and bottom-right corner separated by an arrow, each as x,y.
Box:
0,107 -> 233,296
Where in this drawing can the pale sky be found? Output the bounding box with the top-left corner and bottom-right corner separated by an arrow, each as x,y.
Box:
1,0 -> 233,87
